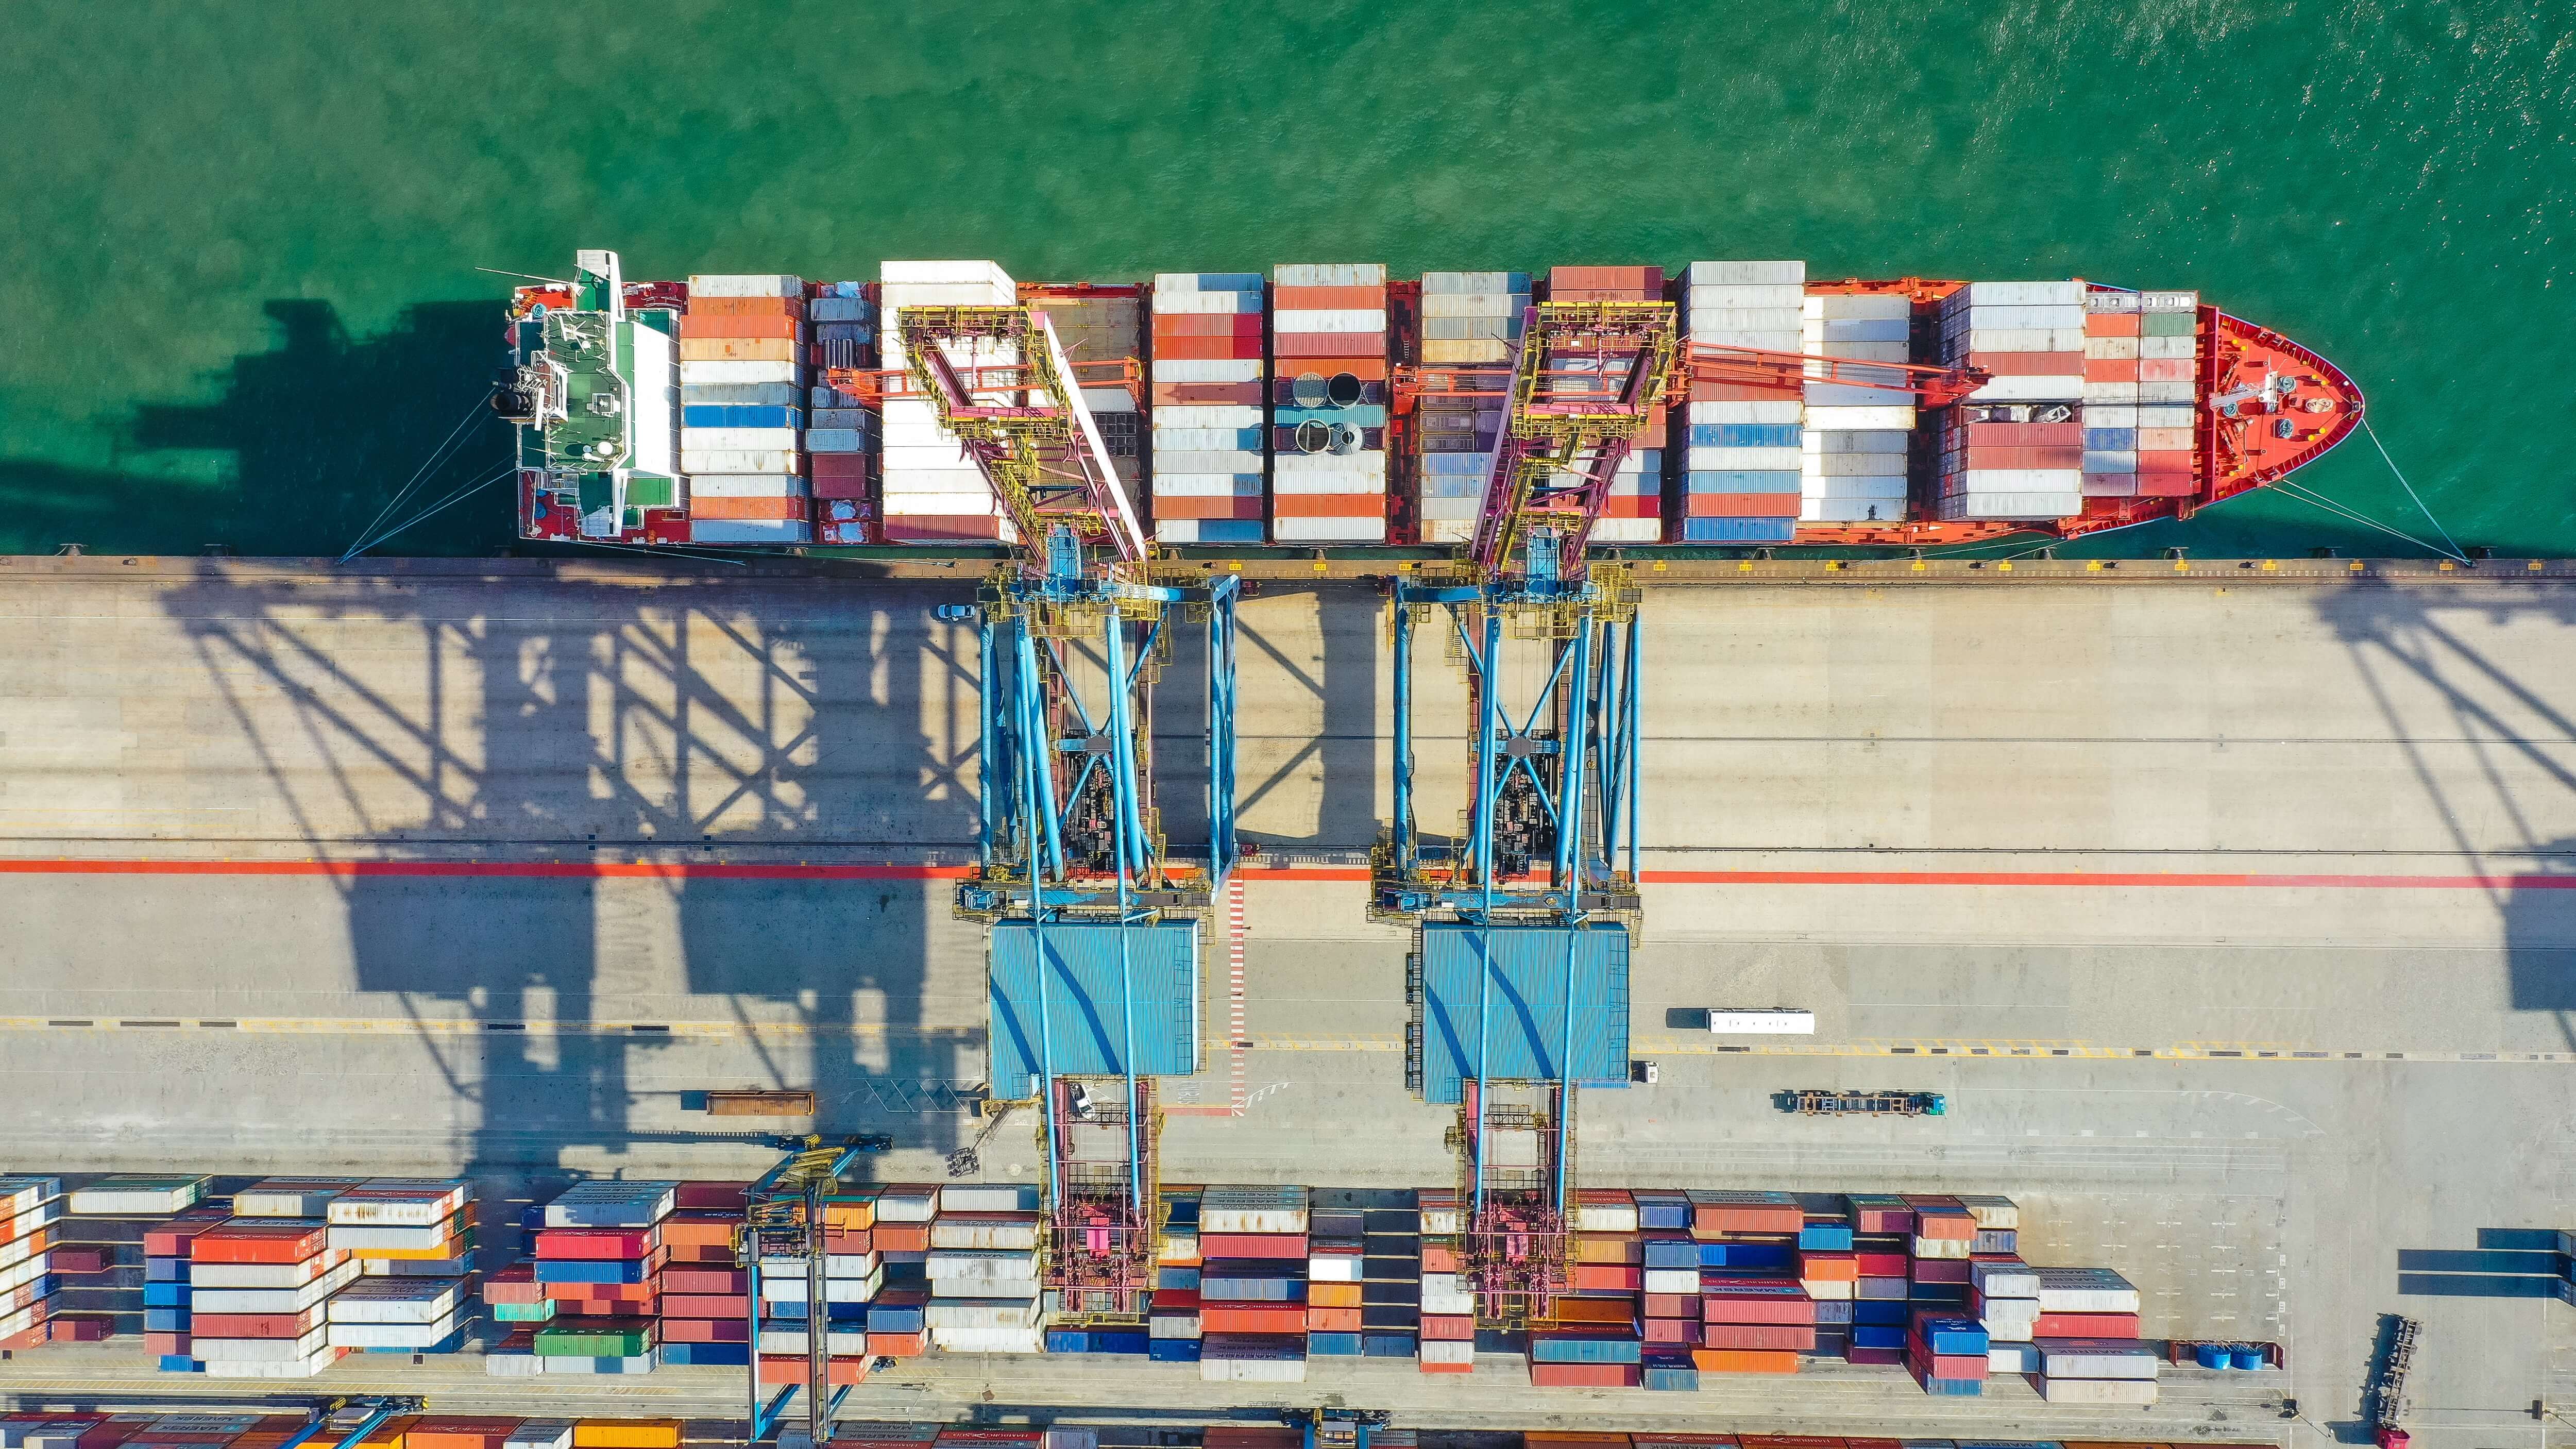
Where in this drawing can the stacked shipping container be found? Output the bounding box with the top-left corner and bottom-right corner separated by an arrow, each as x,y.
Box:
805,282 -> 880,545
1414,272 -> 1525,546
189,1215 -> 354,1379
1549,267 -> 1667,544
2030,1266 -> 2159,1403
865,1185 -> 930,1362
144,1204 -> 228,1369
655,1182 -> 749,1369
1683,262 -> 1805,544
880,261 -> 1019,544
1197,1185 -> 1309,1382
0,1177 -> 61,1350
531,1181 -> 671,1374
2081,289 -> 2201,501
926,1183 -> 1039,1354
1150,274 -> 1268,545
1935,281 -> 2087,520
680,275 -> 809,545
1270,264 -> 1390,544
1801,292 -> 1918,523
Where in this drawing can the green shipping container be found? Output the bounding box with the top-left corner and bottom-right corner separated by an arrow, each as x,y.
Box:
534,1326 -> 649,1356
493,1300 -> 557,1322
2141,311 -> 2198,337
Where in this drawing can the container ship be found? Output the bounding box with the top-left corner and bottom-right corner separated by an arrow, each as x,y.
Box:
498,251 -> 2360,553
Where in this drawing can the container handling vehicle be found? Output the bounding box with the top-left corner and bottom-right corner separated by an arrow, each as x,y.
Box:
1774,1088 -> 1946,1116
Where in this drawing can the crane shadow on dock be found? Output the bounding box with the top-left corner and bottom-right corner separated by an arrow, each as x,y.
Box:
2315,584 -> 2576,1049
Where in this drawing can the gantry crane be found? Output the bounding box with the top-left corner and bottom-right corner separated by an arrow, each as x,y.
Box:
827,301 -> 1232,1323
1381,298 -> 1989,1326
737,1134 -> 892,1443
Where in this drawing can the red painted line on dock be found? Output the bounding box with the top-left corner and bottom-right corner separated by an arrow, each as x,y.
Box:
0,859 -> 2564,890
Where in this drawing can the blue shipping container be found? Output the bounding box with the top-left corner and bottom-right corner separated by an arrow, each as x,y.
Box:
1815,1300 -> 1854,1324
1853,1299 -> 1908,1325
1643,1238 -> 1700,1269
1634,1193 -> 1692,1230
1799,1225 -> 1856,1251
156,1355 -> 203,1372
1700,1242 -> 1794,1270
1853,1324 -> 1907,1350
658,1341 -> 750,1367
1192,521 -> 1267,545
868,1301 -> 926,1333
143,1307 -> 190,1332
145,1257 -> 190,1282
1421,452 -> 1496,476
143,1283 -> 190,1308
2085,428 -> 2139,450
1920,1376 -> 1986,1396
1690,423 -> 1803,448
1045,1328 -> 1091,1353
1362,1333 -> 1417,1358
1276,406 -> 1389,429
1531,1333 -> 1643,1364
1091,1329 -> 1151,1355
1642,1360 -> 1701,1391
1309,1332 -> 1363,1356
682,405 -> 804,429
1158,1267 -> 1200,1290
533,1258 -> 650,1285
1148,1338 -> 1203,1362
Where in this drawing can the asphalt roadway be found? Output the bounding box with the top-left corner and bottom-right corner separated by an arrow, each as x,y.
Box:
1,558 -> 2572,1443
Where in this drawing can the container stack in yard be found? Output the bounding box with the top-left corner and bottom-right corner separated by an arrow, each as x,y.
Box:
1415,1190 -> 1469,1373
1935,281 -> 2087,521
1801,289 -> 1919,524
679,275 -> 809,544
1690,1190 -> 1813,1380
1270,264 -> 1391,544
0,1176 -> 64,1350
1026,285 -> 1147,524
1414,272 -> 1526,545
652,1183 -> 747,1369
1196,1185 -> 1310,1382
143,1203 -> 227,1368
1359,1199 -> 1420,1360
187,1213 -> 351,1378
868,1185 -> 932,1361
1150,1190 -> 1204,1362
2030,1266 -> 2158,1403
879,261 -> 1019,544
1150,273 -> 1268,546
2081,289 -> 2201,502
804,282 -> 880,544
1682,261 -> 1805,544
509,1180 -> 672,1376
928,1182 -> 1041,1355
1299,1204 -> 1364,1359
750,1178 -> 875,1383
1549,266 -> 1667,544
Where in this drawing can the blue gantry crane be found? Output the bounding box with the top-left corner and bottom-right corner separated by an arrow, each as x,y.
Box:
1379,299 -> 1676,1324
892,301 -> 1236,1325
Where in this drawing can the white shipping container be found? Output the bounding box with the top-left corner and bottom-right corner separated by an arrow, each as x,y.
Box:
193,1327 -> 330,1362
1951,304 -> 2084,330
2083,451 -> 2138,474
757,1328 -> 868,1355
1950,468 -> 2085,491
1690,400 -> 1804,424
1803,451 -> 1906,478
1688,260 -> 1806,286
882,494 -> 999,517
680,448 -> 802,476
1154,272 -> 1264,296
687,274 -> 802,298
2083,337 -> 2142,360
1959,327 -> 2085,353
929,1218 -> 1038,1251
1419,1288 -> 1476,1317
1274,518 -> 1388,543
1151,358 -> 1266,383
2084,290 -> 2141,312
502,1423 -> 575,1449
1151,405 -> 1264,429
232,1184 -> 349,1218
1971,1261 -> 2042,1296
1421,293 -> 1527,316
2039,1377 -> 2159,1405
1418,1337 -> 1475,1364
1148,474 -> 1264,497
1154,428 -> 1263,453
1272,471 -> 1387,495
925,1249 -> 1037,1282
924,1295 -> 1043,1329
882,259 -> 1014,290
1971,376 -> 2087,403
1801,405 -> 1917,430
1800,1276 -> 1857,1299
1276,263 -> 1386,288
1200,1355 -> 1308,1383
1818,318 -> 1910,344
2139,290 -> 2199,311
2082,475 -> 2141,497
2140,335 -> 2199,360
1911,1235 -> 1972,1259
1814,293 -> 1912,320
881,283 -> 1014,309
191,1260 -> 363,1314
1805,427 -> 1909,453
1989,1342 -> 2042,1372
2083,381 -> 2143,403
1273,309 -> 1387,334
67,1179 -> 209,1215
1688,447 -> 1802,472
1690,307 -> 1804,333
1642,1268 -> 1700,1294
327,1277 -> 461,1323
1981,1316 -> 2035,1343
2139,405 -> 2197,428
1080,387 -> 1134,414
327,1311 -> 462,1349
2040,1342 -> 2166,1381
1275,450 -> 1389,479
2140,380 -> 2198,403
677,360 -> 801,386
1952,280 -> 2085,307
760,1271 -> 879,1303
1154,449 -> 1266,475
931,1325 -> 1044,1353
1941,492 -> 2084,521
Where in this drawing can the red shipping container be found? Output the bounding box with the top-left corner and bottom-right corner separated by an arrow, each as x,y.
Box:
1691,381 -> 1782,403
1701,1292 -> 1817,1325
687,296 -> 803,319
1687,493 -> 1800,518
1420,1244 -> 1461,1273
2083,358 -> 2142,383
662,1267 -> 746,1294
2084,311 -> 2142,337
1552,1296 -> 1636,1325
657,1213 -> 738,1250
535,1228 -> 657,1260
1273,332 -> 1382,358
1643,1317 -> 1695,1345
2137,476 -> 2198,498
1419,1360 -> 1473,1374
544,1281 -> 656,1303
2140,358 -> 2196,382
694,496 -> 806,521
1530,1361 -> 1642,1388
144,1211 -> 230,1258
1151,336 -> 1260,362
1304,1307 -> 1363,1333
1855,1251 -> 1909,1277
759,1354 -> 868,1386
1949,447 -> 2082,469
1643,1292 -> 1698,1319
143,1330 -> 188,1356
191,1223 -> 329,1264
1692,1202 -> 1803,1235
658,1316 -> 749,1343
1550,266 -> 1663,293
1153,382 -> 1265,408
1200,1305 -> 1306,1335
1274,357 -> 1390,381
673,1182 -> 750,1211
660,1294 -> 748,1318
1958,422 -> 2081,446
1153,495 -> 1263,521
1702,1322 -> 1815,1351
1911,1257 -> 1971,1284
192,1310 -> 327,1338
1967,350 -> 2083,377
822,1227 -> 875,1253
1154,314 -> 1263,340
482,1266 -> 543,1304
1271,285 -> 1387,310
2032,1311 -> 2141,1337
46,1247 -> 111,1274
1690,1348 -> 1801,1373
1419,1313 -> 1475,1341
1569,1264 -> 1640,1292
1917,1352 -> 1990,1378
1198,1233 -> 1307,1259
871,1328 -> 927,1356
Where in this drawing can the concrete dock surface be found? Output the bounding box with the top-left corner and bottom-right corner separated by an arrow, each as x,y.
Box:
2,558 -> 2571,1444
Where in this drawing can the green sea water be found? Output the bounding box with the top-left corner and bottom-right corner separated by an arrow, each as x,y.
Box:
1,1 -> 2564,559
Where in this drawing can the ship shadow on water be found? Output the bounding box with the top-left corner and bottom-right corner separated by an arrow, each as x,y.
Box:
2312,584 -> 2576,1048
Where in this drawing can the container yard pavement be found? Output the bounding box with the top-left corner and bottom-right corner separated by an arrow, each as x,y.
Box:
1,559 -> 2573,1443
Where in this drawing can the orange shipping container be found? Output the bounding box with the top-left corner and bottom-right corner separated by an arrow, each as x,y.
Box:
679,314 -> 801,341
870,1223 -> 929,1253
1154,314 -> 1264,340
2082,311 -> 2142,337
1270,494 -> 1381,519
571,1423 -> 683,1449
1573,1234 -> 1642,1264
1307,1282 -> 1363,1308
1551,1296 -> 1637,1325
1153,495 -> 1263,521
1272,332 -> 1381,358
1272,285 -> 1387,310
1200,1304 -> 1306,1334
821,1199 -> 876,1230
691,496 -> 806,522
758,1355 -> 867,1385
405,1423 -> 515,1449
1690,1349 -> 1801,1374
658,1215 -> 739,1249
677,337 -> 798,363
688,296 -> 803,319
1420,1243 -> 1461,1273
1304,1307 -> 1363,1333
2083,358 -> 2141,383
1153,336 -> 1261,362
1798,1253 -> 1858,1282
1570,1263 -> 1641,1291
